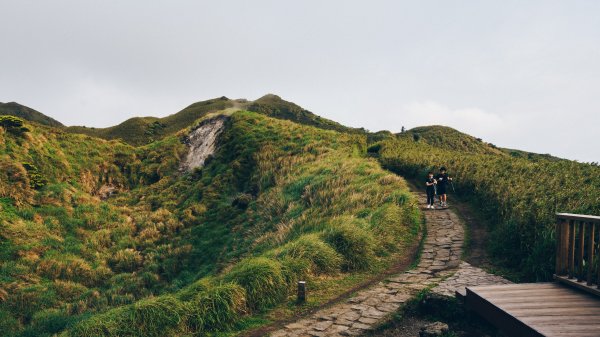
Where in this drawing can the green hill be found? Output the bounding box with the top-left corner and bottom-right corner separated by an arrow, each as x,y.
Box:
62,94 -> 365,146
64,97 -> 235,145
0,102 -> 64,128
247,94 -> 365,134
0,112 -> 419,336
399,125 -> 505,155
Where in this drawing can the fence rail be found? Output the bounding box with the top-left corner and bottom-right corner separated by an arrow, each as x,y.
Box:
555,213 -> 600,296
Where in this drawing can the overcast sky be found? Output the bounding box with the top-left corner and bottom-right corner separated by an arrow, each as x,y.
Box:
1,1 -> 598,162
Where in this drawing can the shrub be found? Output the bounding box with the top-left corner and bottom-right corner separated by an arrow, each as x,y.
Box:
125,295 -> 187,336
232,192 -> 254,209
0,115 -> 29,135
0,308 -> 20,335
186,283 -> 247,332
222,257 -> 288,311
107,249 -> 143,273
22,162 -> 47,189
177,278 -> 212,302
324,219 -> 375,271
37,257 -> 95,285
279,257 -> 312,285
273,234 -> 342,275
29,308 -> 75,335
367,143 -> 382,154
52,280 -> 88,302
69,295 -> 187,337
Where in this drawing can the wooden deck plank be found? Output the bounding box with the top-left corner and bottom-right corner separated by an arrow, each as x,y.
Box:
474,287 -> 578,297
465,283 -> 600,337
499,301 -> 600,310
470,283 -> 560,291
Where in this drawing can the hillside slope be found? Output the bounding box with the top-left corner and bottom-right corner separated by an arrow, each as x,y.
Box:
64,97 -> 235,145
246,94 -> 364,134
0,112 -> 419,336
374,134 -> 600,281
399,125 -> 505,155
0,102 -> 64,128
62,94 -> 365,146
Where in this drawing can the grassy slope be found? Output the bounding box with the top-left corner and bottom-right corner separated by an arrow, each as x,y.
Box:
0,102 -> 64,128
0,112 -> 420,336
63,94 -> 367,147
376,129 -> 600,281
64,97 -> 235,145
246,94 -> 365,134
399,125 -> 505,155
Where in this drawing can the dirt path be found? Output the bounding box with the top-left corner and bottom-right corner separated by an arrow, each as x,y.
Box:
268,191 -> 509,337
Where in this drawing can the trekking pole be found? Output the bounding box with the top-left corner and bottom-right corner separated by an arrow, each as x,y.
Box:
450,180 -> 456,194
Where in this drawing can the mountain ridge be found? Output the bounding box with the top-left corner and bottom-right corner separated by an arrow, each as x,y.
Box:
0,101 -> 64,128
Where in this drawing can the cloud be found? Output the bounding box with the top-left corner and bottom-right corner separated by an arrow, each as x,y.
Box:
399,101 -> 507,139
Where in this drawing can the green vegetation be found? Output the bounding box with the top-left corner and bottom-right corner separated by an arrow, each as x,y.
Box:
247,94 -> 365,134
376,126 -> 600,281
4,94 -> 590,335
0,110 -> 420,336
63,94 -> 369,146
369,288 -> 498,337
399,125 -> 503,155
0,102 -> 64,128
64,97 -> 235,145
0,116 -> 30,136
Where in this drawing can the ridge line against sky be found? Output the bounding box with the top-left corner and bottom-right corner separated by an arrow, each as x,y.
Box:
1,1 -> 598,162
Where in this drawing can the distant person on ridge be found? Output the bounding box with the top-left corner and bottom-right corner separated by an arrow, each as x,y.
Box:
436,167 -> 452,207
425,171 -> 437,209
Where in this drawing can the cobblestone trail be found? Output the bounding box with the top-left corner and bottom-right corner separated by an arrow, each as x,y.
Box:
269,193 -> 510,337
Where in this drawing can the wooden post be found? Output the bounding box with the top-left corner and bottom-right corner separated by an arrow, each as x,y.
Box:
556,220 -> 562,276
568,220 -> 575,279
560,219 -> 569,275
587,222 -> 595,286
297,281 -> 306,304
577,221 -> 585,282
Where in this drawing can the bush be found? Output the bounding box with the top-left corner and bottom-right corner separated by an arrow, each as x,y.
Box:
0,115 -> 29,135
0,308 -> 20,335
222,257 -> 288,311
186,283 -> 247,331
367,143 -> 382,154
22,162 -> 47,189
324,219 -> 375,271
107,249 -> 143,273
232,192 -> 253,209
69,295 -> 186,337
273,234 -> 342,275
29,308 -> 74,335
176,278 -> 212,302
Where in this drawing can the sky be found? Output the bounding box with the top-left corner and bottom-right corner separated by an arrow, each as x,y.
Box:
1,1 -> 598,162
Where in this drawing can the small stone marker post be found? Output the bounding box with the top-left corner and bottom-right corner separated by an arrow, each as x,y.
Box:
297,281 -> 306,304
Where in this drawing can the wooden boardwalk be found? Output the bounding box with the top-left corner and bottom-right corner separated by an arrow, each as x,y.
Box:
465,283 -> 600,337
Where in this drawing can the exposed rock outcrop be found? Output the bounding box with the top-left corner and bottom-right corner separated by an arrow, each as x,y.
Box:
180,115 -> 228,172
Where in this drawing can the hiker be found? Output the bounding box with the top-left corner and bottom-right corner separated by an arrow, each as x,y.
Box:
425,171 -> 437,209
436,166 -> 452,207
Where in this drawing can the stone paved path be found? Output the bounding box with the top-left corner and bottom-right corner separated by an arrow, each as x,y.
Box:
270,193 -> 509,337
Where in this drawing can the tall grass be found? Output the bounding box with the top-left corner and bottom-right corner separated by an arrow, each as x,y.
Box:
1,111 -> 420,336
378,134 -> 600,281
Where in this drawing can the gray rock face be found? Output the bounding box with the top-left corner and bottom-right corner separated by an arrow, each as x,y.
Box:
420,321 -> 449,337
180,116 -> 228,172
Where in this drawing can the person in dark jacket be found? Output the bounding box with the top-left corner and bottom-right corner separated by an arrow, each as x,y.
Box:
436,167 -> 452,207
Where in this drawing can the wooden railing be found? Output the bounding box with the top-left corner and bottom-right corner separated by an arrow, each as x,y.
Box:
555,213 -> 600,296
